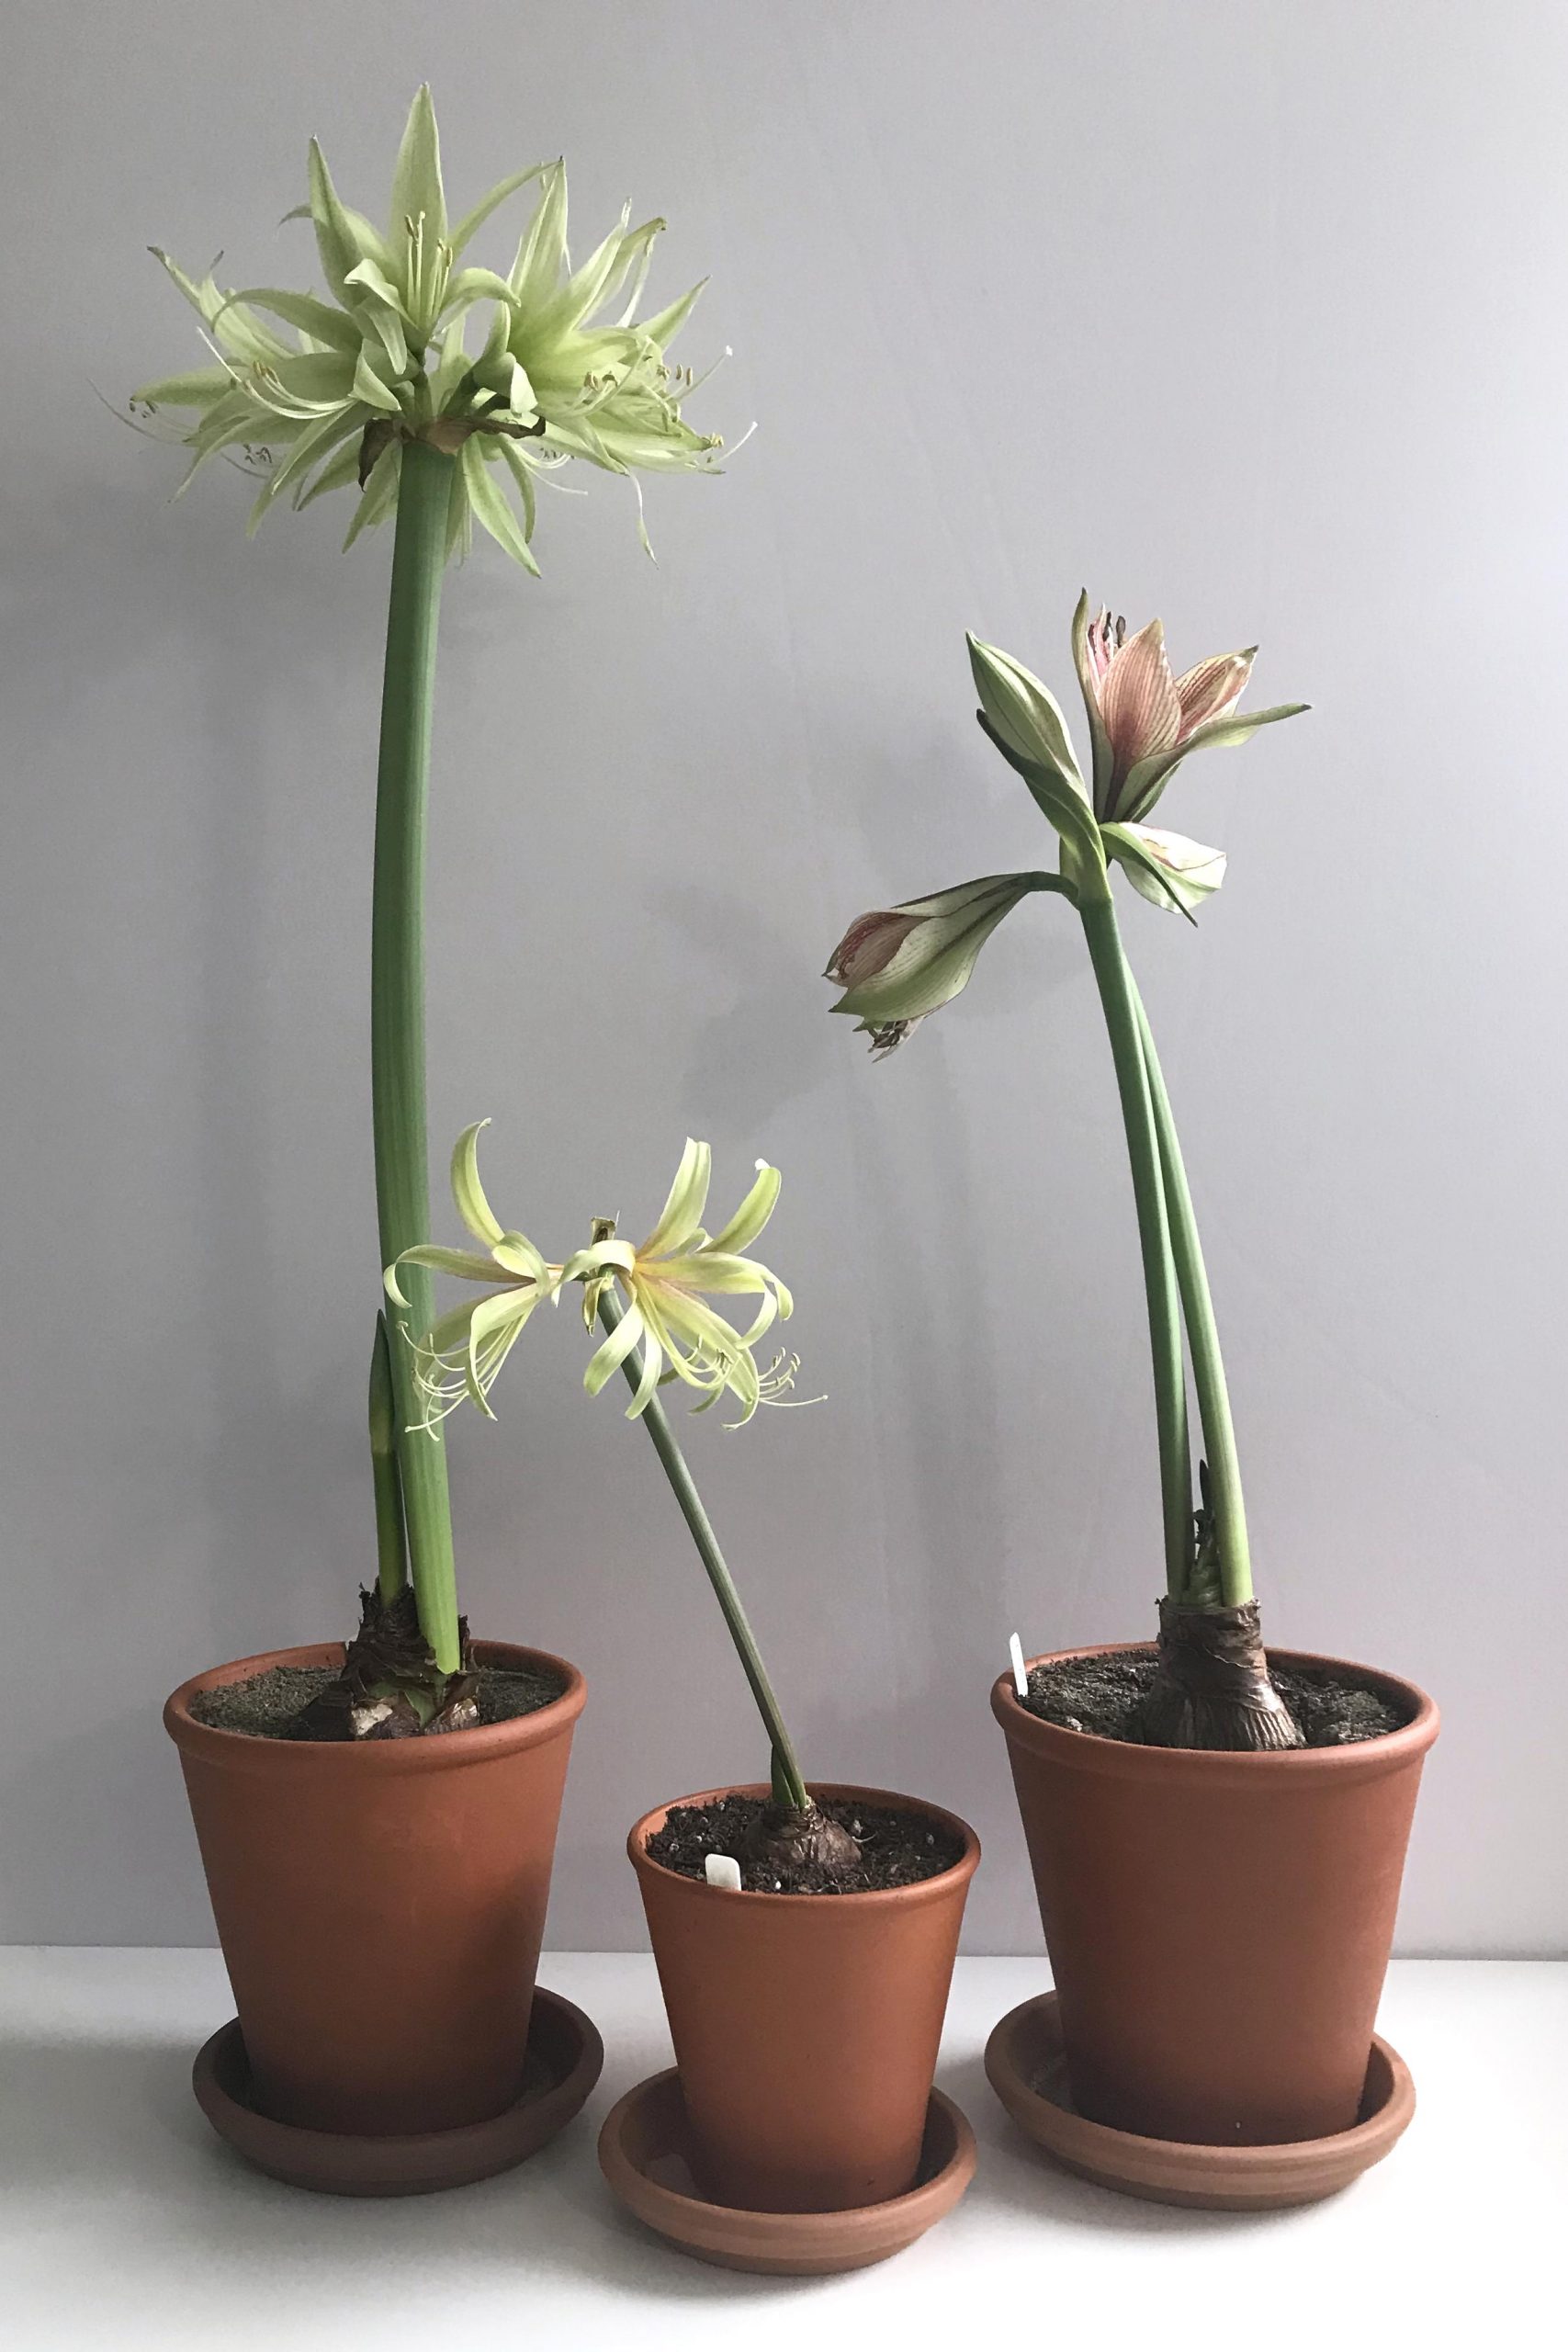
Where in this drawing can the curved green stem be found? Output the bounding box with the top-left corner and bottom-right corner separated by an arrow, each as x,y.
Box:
371,440 -> 459,1673
596,1290 -> 810,1810
1078,891 -> 1193,1595
1132,987 -> 1253,1607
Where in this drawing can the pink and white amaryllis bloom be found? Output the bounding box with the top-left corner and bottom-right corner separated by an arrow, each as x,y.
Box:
1074,600 -> 1304,826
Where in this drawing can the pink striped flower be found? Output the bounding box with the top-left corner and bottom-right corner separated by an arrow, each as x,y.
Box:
1074,602 -> 1303,824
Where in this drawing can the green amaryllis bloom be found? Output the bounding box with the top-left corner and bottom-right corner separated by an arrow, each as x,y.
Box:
130,85 -> 726,566
559,1140 -> 797,1423
388,1131 -> 799,1430
825,874 -> 1058,1055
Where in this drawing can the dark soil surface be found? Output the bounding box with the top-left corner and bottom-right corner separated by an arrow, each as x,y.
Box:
1019,1649 -> 1410,1748
189,1658 -> 565,1740
648,1793 -> 965,1895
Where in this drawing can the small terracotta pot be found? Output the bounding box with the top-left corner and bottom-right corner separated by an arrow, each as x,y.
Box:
992,1644 -> 1438,2146
165,1640 -> 584,2136
628,1782 -> 979,2213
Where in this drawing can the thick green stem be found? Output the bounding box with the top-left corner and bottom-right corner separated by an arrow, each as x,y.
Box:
371,440 -> 460,1673
1078,890 -> 1193,1595
1133,988 -> 1253,1607
368,1312 -> 409,1604
596,1291 -> 810,1810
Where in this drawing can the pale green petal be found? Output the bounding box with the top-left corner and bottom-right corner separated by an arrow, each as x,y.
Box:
389,84 -> 446,244
508,160 -> 569,306
967,634 -> 1087,797
449,161 -> 550,258
393,1244 -> 513,1284
583,1299 -> 646,1396
450,1120 -> 505,1245
341,445 -> 400,547
640,1138 -> 712,1258
637,277 -> 705,350
461,438 -> 541,572
1103,823 -> 1227,918
703,1161 -> 780,1255
220,287 -> 359,354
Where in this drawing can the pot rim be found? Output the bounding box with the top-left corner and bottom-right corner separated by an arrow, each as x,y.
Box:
164,1638 -> 586,1777
992,1641 -> 1438,1783
627,1780 -> 981,1909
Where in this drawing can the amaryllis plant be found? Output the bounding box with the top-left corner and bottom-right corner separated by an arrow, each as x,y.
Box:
136,90 -> 733,1732
827,597 -> 1309,1748
394,1133 -> 857,1870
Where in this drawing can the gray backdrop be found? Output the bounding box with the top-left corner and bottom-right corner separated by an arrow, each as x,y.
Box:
3,0 -> 1563,1957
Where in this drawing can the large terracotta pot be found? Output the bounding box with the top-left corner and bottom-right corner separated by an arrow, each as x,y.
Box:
992,1644 -> 1438,2145
165,1639 -> 585,2135
629,1782 -> 978,2213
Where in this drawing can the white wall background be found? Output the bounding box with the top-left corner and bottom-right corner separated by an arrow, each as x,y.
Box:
2,0 -> 1564,1956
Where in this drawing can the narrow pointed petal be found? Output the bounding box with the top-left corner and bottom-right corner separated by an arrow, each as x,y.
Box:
705,1162 -> 781,1255
583,1299 -> 647,1396
450,1121 -> 505,1245
1071,592 -> 1115,814
449,161 -> 550,258
389,85 -> 446,244
640,1138 -> 712,1258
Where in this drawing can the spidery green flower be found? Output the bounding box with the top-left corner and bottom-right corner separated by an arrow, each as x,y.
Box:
130,86 -> 731,566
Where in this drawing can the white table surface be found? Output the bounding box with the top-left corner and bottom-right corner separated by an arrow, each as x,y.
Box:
1,1951 -> 1559,2347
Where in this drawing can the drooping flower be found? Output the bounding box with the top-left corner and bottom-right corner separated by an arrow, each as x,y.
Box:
1071,595 -> 1307,825
824,874 -> 1055,1054
387,1131 -> 800,1430
559,1140 -> 798,1422
386,1122 -> 561,1429
129,87 -> 728,567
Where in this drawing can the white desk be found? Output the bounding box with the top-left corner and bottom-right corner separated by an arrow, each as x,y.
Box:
1,1951 -> 1557,2346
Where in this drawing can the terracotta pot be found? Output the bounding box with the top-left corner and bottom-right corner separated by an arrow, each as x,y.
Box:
992,1644 -> 1438,2146
628,1782 -> 979,2213
165,1639 -> 584,2136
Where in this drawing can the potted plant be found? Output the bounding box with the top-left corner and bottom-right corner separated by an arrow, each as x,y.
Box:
823,595 -> 1438,2177
400,1130 -> 980,2255
143,88 -> 728,2174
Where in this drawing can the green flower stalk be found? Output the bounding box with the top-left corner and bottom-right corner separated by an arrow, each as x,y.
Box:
826,595 -> 1309,1750
138,89 -> 728,1715
390,1136 -> 857,1868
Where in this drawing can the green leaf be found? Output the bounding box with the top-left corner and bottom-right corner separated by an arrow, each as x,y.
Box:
389,85 -> 446,244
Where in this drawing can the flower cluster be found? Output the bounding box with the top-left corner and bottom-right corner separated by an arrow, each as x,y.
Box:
387,1128 -> 799,1430
130,87 -> 728,566
826,597 -> 1306,1049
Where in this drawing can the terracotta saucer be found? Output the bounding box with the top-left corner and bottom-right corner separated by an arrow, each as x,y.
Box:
193,1986 -> 603,2196
985,1992 -> 1414,2211
598,2069 -> 976,2274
